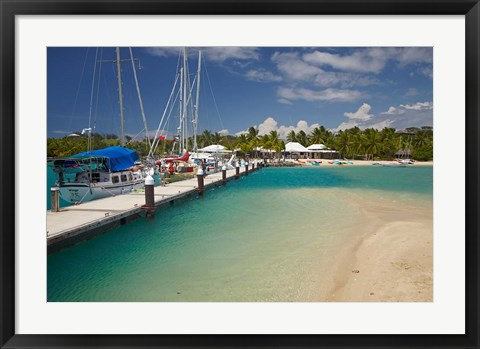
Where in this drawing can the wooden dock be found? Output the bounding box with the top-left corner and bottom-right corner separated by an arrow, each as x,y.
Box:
47,166 -> 256,252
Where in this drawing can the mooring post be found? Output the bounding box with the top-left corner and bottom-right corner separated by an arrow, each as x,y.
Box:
50,187 -> 60,212
222,165 -> 227,185
144,175 -> 155,218
197,168 -> 205,196
252,161 -> 256,172
235,161 -> 240,179
245,162 -> 249,176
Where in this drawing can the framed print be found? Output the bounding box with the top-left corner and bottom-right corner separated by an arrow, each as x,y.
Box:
1,0 -> 479,348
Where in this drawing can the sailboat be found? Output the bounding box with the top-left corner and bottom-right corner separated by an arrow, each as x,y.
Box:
148,48 -> 202,173
53,146 -> 145,204
52,48 -> 148,204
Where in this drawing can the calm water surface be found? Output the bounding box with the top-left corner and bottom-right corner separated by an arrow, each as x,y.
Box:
47,166 -> 432,302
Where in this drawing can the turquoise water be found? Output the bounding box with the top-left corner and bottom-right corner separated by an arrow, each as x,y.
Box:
47,166 -> 432,302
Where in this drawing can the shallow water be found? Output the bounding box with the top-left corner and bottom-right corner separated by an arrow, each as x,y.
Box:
47,166 -> 432,302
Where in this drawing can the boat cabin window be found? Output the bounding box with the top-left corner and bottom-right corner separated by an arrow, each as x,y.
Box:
128,173 -> 133,181
112,176 -> 119,184
121,174 -> 128,182
90,172 -> 100,183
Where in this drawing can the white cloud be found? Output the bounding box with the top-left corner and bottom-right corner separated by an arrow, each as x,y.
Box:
277,98 -> 293,105
395,48 -> 432,66
257,117 -> 278,135
277,87 -> 362,103
203,47 -> 260,63
333,103 -> 394,132
366,119 -> 394,130
332,117 -> 394,132
271,51 -> 382,89
335,101 -> 432,131
400,101 -> 433,110
235,117 -> 322,140
145,47 -> 260,63
272,52 -> 326,83
303,48 -> 432,74
249,117 -> 321,140
382,106 -> 403,115
344,103 -> 374,121
245,69 -> 282,83
304,50 -> 386,73
333,120 -> 360,132
234,129 -> 250,136
218,129 -> 229,136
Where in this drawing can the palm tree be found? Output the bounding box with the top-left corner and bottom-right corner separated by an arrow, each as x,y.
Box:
286,130 -> 297,143
413,129 -> 432,149
268,130 -> 282,159
259,134 -> 273,159
322,129 -> 336,150
296,130 -> 308,146
350,132 -> 364,159
335,131 -> 352,159
379,127 -> 397,159
308,127 -> 326,145
362,128 -> 382,160
211,132 -> 222,145
249,137 -> 260,158
199,130 -> 212,148
247,126 -> 259,141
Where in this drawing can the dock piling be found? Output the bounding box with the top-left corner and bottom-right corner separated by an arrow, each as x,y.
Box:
197,169 -> 205,195
50,187 -> 60,212
143,175 -> 155,218
245,162 -> 249,176
235,162 -> 240,179
222,165 -> 227,185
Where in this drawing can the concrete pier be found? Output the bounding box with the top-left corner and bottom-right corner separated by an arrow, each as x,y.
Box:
47,166 -> 254,252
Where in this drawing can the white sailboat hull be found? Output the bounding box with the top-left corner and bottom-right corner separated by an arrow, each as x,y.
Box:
57,171 -> 144,204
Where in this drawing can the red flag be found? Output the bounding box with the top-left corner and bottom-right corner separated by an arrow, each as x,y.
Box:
158,135 -> 166,141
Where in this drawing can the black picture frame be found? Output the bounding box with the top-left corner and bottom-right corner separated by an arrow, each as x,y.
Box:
1,1 -> 478,348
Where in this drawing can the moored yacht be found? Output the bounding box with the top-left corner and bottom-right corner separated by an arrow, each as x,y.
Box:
52,146 -> 144,204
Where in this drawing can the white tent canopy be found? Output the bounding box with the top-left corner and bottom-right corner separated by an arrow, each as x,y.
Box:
307,144 -> 327,151
285,142 -> 310,152
197,144 -> 231,153
189,152 -> 214,160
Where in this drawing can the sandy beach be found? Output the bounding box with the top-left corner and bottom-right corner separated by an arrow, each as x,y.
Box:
326,191 -> 433,302
293,159 -> 433,167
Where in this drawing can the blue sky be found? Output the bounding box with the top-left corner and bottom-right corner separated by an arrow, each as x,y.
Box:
47,47 -> 433,140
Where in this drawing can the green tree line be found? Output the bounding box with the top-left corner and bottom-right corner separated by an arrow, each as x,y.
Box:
47,126 -> 433,161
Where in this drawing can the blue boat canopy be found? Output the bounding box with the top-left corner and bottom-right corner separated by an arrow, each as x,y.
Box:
72,146 -> 139,172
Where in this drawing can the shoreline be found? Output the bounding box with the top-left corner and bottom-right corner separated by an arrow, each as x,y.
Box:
325,191 -> 433,302
291,159 -> 433,167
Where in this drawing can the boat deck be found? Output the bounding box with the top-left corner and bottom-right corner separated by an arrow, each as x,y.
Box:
47,167 -> 253,249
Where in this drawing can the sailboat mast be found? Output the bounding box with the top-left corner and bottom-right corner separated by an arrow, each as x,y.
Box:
178,66 -> 184,155
129,47 -> 151,149
193,50 -> 202,154
116,47 -> 125,146
182,47 -> 188,153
